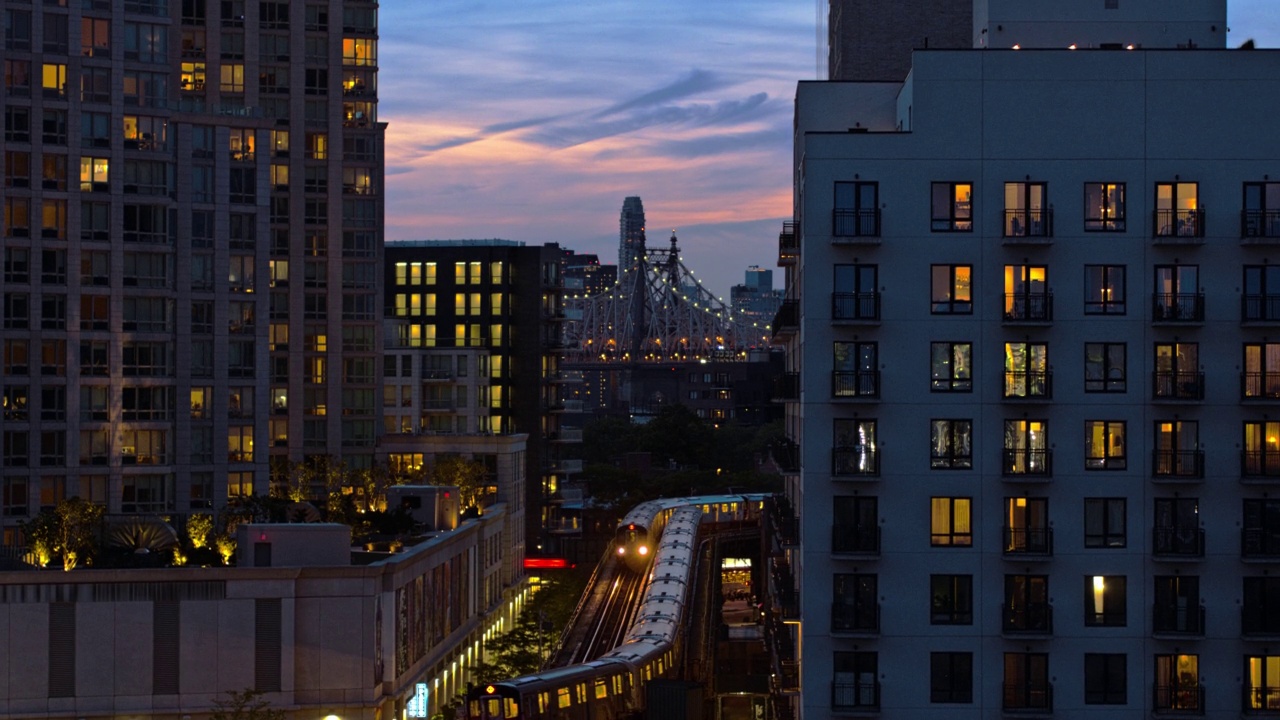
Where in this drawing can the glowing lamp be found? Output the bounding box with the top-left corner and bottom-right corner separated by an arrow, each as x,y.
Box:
638,545 -> 649,556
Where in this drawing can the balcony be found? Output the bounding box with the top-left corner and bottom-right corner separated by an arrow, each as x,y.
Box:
550,428 -> 583,443
778,222 -> 798,265
1153,371 -> 1205,401
1003,527 -> 1053,558
772,438 -> 799,473
831,292 -> 880,324
832,525 -> 880,556
1243,210 -> 1280,241
1244,605 -> 1280,638
772,300 -> 799,340
771,372 -> 799,402
1153,603 -> 1205,637
832,371 -> 879,400
1003,371 -> 1053,401
1242,451 -> 1280,482
831,603 -> 879,636
832,209 -> 881,243
1243,528 -> 1280,559
549,458 -> 583,474
1002,208 -> 1054,243
549,399 -> 584,413
1153,527 -> 1205,559
1003,293 -> 1053,323
1153,293 -> 1205,323
1243,294 -> 1280,323
770,556 -> 799,620
421,399 -> 455,413
1154,209 -> 1205,241
1003,449 -> 1052,479
1003,683 -> 1053,713
1155,685 -> 1204,715
1153,450 -> 1205,481
832,680 -> 879,713
833,447 -> 879,479
1243,372 -> 1280,401
1002,603 -> 1053,636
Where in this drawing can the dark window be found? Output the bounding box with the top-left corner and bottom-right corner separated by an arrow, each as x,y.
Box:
833,181 -> 879,237
1083,575 -> 1126,626
931,265 -> 972,314
930,574 -> 972,625
833,264 -> 878,320
931,182 -> 972,232
930,419 -> 972,469
1243,182 -> 1280,238
1244,577 -> 1280,635
1154,576 -> 1201,634
1154,265 -> 1202,322
832,574 -> 878,633
1154,498 -> 1202,557
1084,654 -> 1126,704
1085,342 -> 1126,393
833,496 -> 878,554
930,341 -> 972,392
1003,574 -> 1050,632
1003,653 -> 1051,710
1084,182 -> 1126,231
930,652 -> 972,703
1244,265 -> 1280,322
1004,497 -> 1050,554
832,341 -> 877,398
833,652 -> 878,711
1084,498 -> 1126,548
1154,342 -> 1200,399
1244,499 -> 1280,558
1084,265 -> 1126,315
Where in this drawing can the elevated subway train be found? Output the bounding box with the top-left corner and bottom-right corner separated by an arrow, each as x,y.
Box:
466,496 -> 757,719
614,493 -> 768,572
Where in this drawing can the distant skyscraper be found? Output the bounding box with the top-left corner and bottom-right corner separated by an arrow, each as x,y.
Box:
619,196 -> 646,270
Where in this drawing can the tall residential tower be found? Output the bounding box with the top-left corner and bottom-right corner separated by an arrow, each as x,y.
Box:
618,195 -> 645,271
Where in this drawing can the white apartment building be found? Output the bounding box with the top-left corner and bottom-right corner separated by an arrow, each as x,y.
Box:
777,1 -> 1280,717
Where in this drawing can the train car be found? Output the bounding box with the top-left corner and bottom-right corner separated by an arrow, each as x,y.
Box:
466,506 -> 708,720
614,493 -> 768,571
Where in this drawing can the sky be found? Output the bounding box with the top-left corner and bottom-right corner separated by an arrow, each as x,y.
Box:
378,1 -> 1280,299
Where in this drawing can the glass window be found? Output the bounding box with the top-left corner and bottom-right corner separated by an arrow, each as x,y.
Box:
1085,421 -> 1126,470
1244,265 -> 1280,322
931,182 -> 972,232
1084,265 -> 1125,315
1154,654 -> 1200,712
930,341 -> 971,392
930,575 -> 972,624
1004,497 -> 1050,554
833,419 -> 878,476
930,497 -> 971,546
1154,265 -> 1202,321
1084,182 -> 1126,231
931,265 -> 972,314
832,342 -> 877,398
1084,654 -> 1127,705
1003,265 -> 1049,321
1084,575 -> 1126,626
833,264 -> 878,320
1084,498 -> 1126,548
930,652 -> 972,703
1085,343 -> 1126,393
1004,342 -> 1049,398
1243,182 -> 1280,238
833,181 -> 879,237
1154,182 -> 1200,237
930,419 -> 972,469
1003,181 -> 1049,238
1004,420 -> 1049,475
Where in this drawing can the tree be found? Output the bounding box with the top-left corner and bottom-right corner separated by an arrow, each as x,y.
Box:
20,510 -> 59,567
209,689 -> 284,720
428,455 -> 489,509
187,513 -> 214,549
54,498 -> 104,571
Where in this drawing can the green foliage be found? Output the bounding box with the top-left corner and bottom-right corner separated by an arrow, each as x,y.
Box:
20,510 -> 59,567
209,689 -> 285,720
476,570 -> 590,682
428,455 -> 489,508
56,497 -> 105,565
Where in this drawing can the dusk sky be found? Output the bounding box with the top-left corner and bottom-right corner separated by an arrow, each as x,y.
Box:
379,2 -> 1280,298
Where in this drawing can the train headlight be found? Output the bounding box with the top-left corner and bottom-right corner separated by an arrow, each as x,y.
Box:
617,546 -> 626,556
638,545 -> 649,556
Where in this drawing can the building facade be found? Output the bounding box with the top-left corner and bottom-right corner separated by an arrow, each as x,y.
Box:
383,240 -> 581,555
0,0 -> 385,535
779,2 -> 1280,717
618,195 -> 645,271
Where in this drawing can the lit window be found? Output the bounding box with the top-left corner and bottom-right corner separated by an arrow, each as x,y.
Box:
930,265 -> 972,314
1084,182 -> 1126,231
929,419 -> 972,469
1084,575 -> 1126,626
930,497 -> 971,546
931,182 -> 972,232
1085,421 -> 1126,470
930,341 -> 971,391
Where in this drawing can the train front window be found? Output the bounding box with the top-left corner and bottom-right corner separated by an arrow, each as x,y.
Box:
595,679 -> 608,699
485,698 -> 500,717
503,698 -> 518,719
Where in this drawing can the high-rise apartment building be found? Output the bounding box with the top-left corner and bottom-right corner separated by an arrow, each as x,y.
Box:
618,195 -> 645,271
827,0 -> 970,81
0,0 -> 384,535
774,1 -> 1280,717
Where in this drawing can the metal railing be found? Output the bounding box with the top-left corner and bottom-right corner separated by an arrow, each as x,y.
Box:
1003,449 -> 1052,478
1153,603 -> 1205,635
832,292 -> 881,321
1153,527 -> 1205,558
832,371 -> 879,399
1002,603 -> 1053,634
1003,527 -> 1053,556
1003,292 -> 1053,322
1153,293 -> 1205,322
1154,208 -> 1205,238
833,447 -> 879,477
832,209 -> 881,239
1153,450 -> 1205,479
1003,208 -> 1054,239
1153,371 -> 1205,400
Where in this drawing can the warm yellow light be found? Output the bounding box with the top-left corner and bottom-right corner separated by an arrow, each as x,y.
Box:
638,545 -> 649,556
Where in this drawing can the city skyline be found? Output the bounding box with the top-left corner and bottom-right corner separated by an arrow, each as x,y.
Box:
378,1 -> 1280,298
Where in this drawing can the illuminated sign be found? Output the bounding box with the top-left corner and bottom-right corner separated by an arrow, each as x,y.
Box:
523,557 -> 570,569
406,682 -> 428,718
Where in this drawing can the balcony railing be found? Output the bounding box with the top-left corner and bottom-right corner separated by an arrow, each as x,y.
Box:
1243,605 -> 1280,637
1155,684 -> 1204,714
1154,208 -> 1206,239
772,300 -> 799,340
1003,293 -> 1053,322
1242,209 -> 1280,239
832,680 -> 879,712
832,292 -> 880,322
1003,371 -> 1053,400
1003,527 -> 1053,556
1003,208 -> 1054,240
1243,451 -> 1280,480
1243,686 -> 1280,714
1003,449 -> 1052,478
832,208 -> 881,240
1153,293 -> 1205,322
1002,603 -> 1053,634
778,222 -> 798,265
772,438 -> 799,473
1003,683 -> 1053,712
1153,371 -> 1205,400
1153,450 -> 1205,480
1243,372 -> 1280,400
1153,527 -> 1205,558
1153,603 -> 1205,636
831,602 -> 880,634
1242,527 -> 1280,558
771,372 -> 799,402
1243,294 -> 1280,322
832,525 -> 880,555
832,371 -> 879,399
833,447 -> 879,478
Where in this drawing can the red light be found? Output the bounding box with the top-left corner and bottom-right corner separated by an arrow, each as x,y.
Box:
628,524 -> 635,530
524,558 -> 569,569
444,492 -> 451,498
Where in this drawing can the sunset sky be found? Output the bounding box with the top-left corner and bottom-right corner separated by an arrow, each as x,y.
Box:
379,2 -> 1280,298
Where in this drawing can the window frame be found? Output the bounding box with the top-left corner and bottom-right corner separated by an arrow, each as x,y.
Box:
1084,420 -> 1127,470
929,419 -> 973,469
930,264 -> 972,315
1084,182 -> 1126,232
930,574 -> 973,625
930,181 -> 973,232
930,652 -> 973,703
1084,498 -> 1126,549
930,496 -> 972,547
1084,342 -> 1126,393
1084,653 -> 1127,705
1084,265 -> 1126,315
1083,575 -> 1127,627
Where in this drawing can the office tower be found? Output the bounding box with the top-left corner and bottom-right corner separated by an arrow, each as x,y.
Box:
0,0 -> 384,535
383,240 -> 579,555
772,1 -> 1280,717
618,195 -> 645,271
